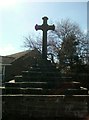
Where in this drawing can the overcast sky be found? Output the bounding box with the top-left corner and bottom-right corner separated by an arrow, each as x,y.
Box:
0,0 -> 88,56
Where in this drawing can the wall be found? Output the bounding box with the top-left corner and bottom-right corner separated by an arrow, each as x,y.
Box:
2,95 -> 89,120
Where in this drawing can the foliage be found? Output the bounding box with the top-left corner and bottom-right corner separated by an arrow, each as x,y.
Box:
24,35 -> 42,52
23,19 -> 88,73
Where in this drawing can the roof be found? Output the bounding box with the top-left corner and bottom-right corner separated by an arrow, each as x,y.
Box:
7,50 -> 30,60
2,49 -> 41,65
2,56 -> 14,65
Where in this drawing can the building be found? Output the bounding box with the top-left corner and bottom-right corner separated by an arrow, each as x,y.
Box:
1,49 -> 41,82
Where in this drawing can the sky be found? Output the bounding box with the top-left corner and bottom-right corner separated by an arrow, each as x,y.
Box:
0,0 -> 88,56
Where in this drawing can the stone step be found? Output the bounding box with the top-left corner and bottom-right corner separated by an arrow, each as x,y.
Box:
31,68 -> 59,72
22,76 -> 61,82
61,81 -> 81,89
29,66 -> 41,71
5,82 -> 49,88
29,67 -> 56,72
61,77 -> 72,81
29,66 -> 58,71
22,71 -> 42,76
15,75 -> 23,82
15,75 -> 72,83
4,87 -> 88,95
45,89 -> 88,95
6,82 -> 57,89
4,87 -> 52,95
22,71 -> 60,77
64,89 -> 88,95
15,76 -> 61,83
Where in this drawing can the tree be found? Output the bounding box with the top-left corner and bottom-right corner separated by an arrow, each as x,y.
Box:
60,34 -> 77,63
48,19 -> 85,68
23,19 -> 85,69
23,34 -> 42,52
81,31 -> 89,65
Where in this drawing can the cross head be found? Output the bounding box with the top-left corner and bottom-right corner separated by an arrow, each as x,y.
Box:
35,16 -> 55,60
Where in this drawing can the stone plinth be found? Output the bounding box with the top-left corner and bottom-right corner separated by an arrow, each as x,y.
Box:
2,95 -> 89,120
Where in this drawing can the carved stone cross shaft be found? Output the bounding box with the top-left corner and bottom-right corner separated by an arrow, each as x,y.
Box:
35,16 -> 55,60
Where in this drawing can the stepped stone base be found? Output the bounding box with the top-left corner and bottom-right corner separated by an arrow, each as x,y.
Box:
3,59 -> 89,120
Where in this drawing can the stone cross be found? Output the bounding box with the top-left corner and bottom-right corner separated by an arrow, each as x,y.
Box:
35,16 -> 55,60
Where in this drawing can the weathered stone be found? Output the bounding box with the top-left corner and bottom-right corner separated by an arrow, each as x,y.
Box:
2,95 -> 89,119
5,82 -> 47,88
35,16 -> 55,60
